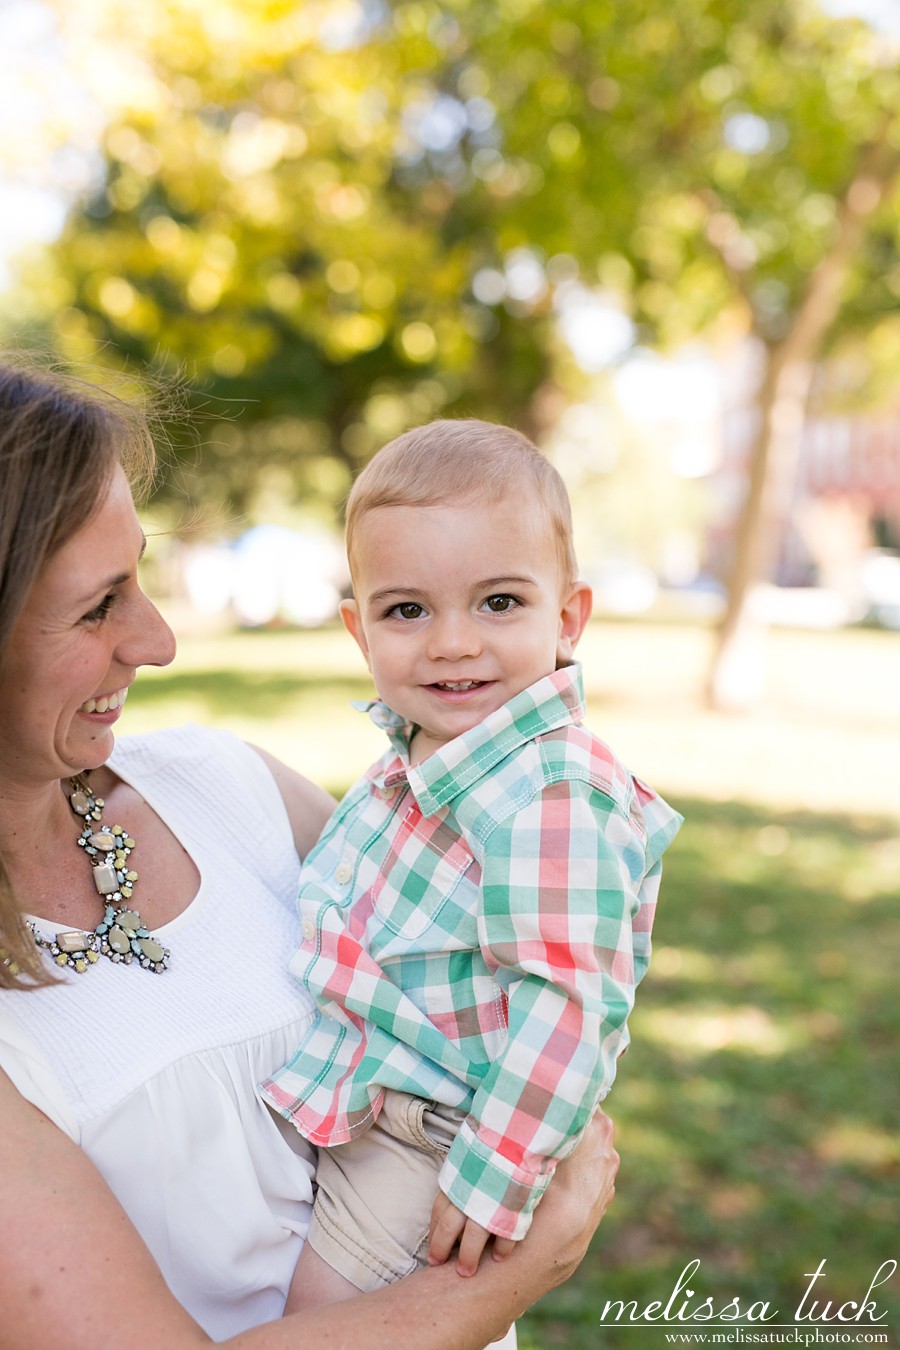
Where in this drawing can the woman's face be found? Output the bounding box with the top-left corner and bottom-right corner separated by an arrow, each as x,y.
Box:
0,467 -> 176,788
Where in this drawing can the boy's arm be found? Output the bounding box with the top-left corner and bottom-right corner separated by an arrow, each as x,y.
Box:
439,777 -> 677,1242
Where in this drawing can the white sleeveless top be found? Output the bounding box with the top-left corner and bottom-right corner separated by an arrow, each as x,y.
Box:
0,725 -> 318,1340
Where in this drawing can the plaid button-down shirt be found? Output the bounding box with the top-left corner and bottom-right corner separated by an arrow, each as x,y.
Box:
261,664 -> 682,1239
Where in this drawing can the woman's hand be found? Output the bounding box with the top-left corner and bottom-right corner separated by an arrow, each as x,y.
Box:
280,1109 -> 619,1350
330,1108 -> 619,1349
517,1108 -> 619,1292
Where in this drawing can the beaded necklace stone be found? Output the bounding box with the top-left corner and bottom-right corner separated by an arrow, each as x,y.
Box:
27,775 -> 169,975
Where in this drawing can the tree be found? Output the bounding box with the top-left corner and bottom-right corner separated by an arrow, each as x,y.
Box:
13,0 -> 900,705
441,0 -> 900,705
12,0 -> 560,520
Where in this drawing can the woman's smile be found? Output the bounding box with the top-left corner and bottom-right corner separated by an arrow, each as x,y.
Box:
78,685 -> 130,715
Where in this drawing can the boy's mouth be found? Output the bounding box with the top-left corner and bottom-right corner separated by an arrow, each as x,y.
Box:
430,680 -> 487,692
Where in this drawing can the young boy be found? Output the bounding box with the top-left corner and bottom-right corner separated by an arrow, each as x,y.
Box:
260,419 -> 682,1310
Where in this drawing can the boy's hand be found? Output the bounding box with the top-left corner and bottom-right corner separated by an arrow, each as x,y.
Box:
428,1193 -> 518,1276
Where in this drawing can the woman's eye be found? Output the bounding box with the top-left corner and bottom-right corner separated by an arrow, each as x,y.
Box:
390,602 -> 424,620
483,594 -> 517,613
82,593 -> 116,624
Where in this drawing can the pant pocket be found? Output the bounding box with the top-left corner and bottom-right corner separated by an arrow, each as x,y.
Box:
419,1099 -> 468,1155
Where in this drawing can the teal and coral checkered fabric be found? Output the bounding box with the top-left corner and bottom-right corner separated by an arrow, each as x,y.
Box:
260,664 -> 682,1240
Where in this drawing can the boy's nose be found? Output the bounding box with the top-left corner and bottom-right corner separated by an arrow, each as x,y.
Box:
425,613 -> 482,661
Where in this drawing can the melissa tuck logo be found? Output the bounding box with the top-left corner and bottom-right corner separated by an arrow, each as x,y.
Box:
596,1259 -> 897,1344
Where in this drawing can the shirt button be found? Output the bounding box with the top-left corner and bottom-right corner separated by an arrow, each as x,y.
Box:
379,785 -> 397,801
301,918 -> 316,942
334,863 -> 352,885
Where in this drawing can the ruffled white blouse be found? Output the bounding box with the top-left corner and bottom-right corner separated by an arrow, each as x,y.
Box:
0,725 -> 318,1339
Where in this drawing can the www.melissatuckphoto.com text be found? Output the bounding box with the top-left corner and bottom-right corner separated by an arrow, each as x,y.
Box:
587,1259 -> 898,1346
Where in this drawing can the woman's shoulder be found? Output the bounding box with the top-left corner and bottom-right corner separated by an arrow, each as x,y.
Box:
110,723 -> 291,833
110,722 -> 278,794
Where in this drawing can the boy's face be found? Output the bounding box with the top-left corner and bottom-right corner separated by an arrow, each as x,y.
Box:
341,494 -> 592,763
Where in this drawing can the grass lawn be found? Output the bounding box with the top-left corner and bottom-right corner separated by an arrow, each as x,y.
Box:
127,615 -> 900,1347
520,793 -> 898,1349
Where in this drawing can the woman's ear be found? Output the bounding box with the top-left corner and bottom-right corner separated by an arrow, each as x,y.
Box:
339,597 -> 371,667
556,581 -> 593,665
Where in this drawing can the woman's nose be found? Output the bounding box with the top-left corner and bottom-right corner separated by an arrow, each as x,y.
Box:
119,591 -> 177,670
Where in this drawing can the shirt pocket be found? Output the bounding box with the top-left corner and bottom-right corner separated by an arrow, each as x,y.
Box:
368,808 -> 475,943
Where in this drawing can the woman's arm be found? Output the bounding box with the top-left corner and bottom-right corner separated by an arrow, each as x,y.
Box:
239,1110 -> 618,1349
249,746 -> 337,859
0,1067 -> 616,1350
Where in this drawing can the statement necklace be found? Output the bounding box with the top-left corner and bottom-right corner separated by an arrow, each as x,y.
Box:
28,775 -> 170,975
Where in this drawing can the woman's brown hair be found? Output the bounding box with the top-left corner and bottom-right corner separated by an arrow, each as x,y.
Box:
0,357 -> 156,987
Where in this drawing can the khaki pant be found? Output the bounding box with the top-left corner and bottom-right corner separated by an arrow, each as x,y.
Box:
308,1088 -> 466,1293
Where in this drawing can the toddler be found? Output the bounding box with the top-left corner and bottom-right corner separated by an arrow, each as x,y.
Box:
261,419 -> 682,1309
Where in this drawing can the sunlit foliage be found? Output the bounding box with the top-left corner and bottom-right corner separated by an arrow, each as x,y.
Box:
11,0 -> 900,523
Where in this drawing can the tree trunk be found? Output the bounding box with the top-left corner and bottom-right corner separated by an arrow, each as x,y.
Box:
707,130 -> 900,711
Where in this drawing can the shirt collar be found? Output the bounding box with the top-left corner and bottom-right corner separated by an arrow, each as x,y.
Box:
356,664 -> 586,816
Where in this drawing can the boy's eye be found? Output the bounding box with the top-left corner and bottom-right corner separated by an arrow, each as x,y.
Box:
81,593 -> 116,624
389,602 -> 425,620
483,594 -> 517,613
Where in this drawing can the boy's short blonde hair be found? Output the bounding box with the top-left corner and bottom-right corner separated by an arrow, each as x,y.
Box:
345,419 -> 578,587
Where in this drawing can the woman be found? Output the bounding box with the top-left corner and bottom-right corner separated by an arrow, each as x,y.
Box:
0,359 -> 619,1350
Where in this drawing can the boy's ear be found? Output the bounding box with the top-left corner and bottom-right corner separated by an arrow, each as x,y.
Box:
339,598 -> 371,667
556,581 -> 593,665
